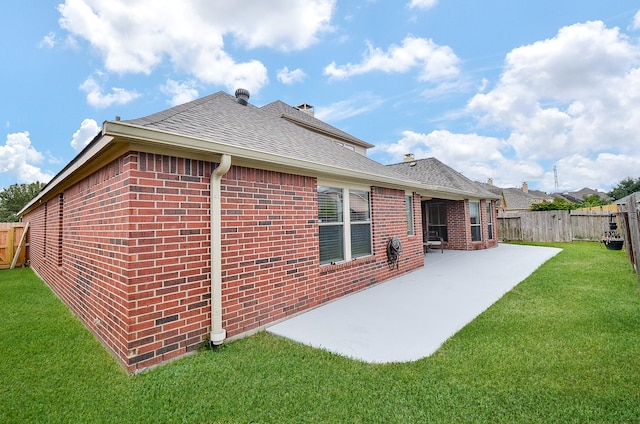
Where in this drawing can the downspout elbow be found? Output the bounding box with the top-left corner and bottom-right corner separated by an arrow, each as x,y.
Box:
210,154 -> 231,346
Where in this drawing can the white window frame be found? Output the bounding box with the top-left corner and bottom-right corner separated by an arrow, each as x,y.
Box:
318,182 -> 372,265
486,201 -> 494,240
406,194 -> 414,236
470,201 -> 482,242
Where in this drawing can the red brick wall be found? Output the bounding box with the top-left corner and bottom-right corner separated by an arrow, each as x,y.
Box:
24,151 -> 425,372
445,199 -> 469,250
219,167 -> 319,335
28,154 -> 134,367
219,171 -> 423,337
315,188 -> 423,308
122,152 -> 214,370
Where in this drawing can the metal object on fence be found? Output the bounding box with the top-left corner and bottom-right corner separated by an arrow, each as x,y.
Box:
603,213 -> 624,250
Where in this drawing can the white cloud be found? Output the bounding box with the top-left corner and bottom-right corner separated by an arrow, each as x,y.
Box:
80,76 -> 140,108
408,0 -> 437,10
70,119 -> 100,152
459,20 -> 640,190
161,79 -> 199,106
554,153 -> 640,192
632,10 -> 640,31
373,129 -> 546,187
277,67 -> 306,85
39,31 -> 56,48
315,93 -> 384,121
324,36 -> 460,81
0,132 -> 54,184
57,0 -> 335,93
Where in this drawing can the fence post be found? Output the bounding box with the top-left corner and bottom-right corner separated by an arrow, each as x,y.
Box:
7,226 -> 14,267
626,193 -> 640,287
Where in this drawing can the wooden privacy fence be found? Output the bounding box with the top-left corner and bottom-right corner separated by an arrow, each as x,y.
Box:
497,210 -> 615,242
0,222 -> 30,269
615,193 -> 640,287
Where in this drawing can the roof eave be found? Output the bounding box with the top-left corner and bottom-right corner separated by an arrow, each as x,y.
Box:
19,131 -> 116,215
19,120 -> 499,217
417,186 -> 501,201
104,121 -> 427,191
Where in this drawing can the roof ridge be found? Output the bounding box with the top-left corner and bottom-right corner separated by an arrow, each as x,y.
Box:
260,100 -> 374,148
123,91 -> 229,126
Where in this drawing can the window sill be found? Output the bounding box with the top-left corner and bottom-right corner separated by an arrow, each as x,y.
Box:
319,255 -> 374,271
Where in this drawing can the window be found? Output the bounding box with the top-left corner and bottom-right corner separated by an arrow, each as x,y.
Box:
470,201 -> 481,242
406,195 -> 414,236
318,186 -> 372,264
486,202 -> 494,240
426,202 -> 447,241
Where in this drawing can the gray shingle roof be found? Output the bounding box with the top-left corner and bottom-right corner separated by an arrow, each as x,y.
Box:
388,158 -> 499,199
122,91 -> 407,182
566,187 -> 610,202
476,181 -> 553,210
260,100 -> 373,148
501,188 -> 549,209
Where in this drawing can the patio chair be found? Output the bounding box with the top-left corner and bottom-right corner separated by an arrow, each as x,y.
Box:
424,230 -> 444,254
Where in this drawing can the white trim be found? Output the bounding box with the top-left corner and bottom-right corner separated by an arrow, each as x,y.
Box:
318,185 -> 372,265
317,178 -> 371,192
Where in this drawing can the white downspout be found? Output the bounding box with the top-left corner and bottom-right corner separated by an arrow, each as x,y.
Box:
210,154 -> 231,345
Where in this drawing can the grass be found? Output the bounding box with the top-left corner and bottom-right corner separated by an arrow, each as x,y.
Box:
1,242 -> 639,423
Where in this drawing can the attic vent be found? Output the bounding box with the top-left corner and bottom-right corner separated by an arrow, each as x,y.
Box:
235,88 -> 250,105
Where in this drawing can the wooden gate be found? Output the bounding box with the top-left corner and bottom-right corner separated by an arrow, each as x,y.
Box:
498,216 -> 522,241
0,223 -> 30,269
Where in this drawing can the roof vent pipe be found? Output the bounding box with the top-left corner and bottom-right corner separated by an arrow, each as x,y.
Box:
235,88 -> 250,105
296,103 -> 314,116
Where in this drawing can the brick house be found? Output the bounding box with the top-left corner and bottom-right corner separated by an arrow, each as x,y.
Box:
20,90 -> 498,372
389,156 -> 500,250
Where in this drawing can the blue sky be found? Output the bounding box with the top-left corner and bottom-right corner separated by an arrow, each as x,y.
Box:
2,1 -> 640,193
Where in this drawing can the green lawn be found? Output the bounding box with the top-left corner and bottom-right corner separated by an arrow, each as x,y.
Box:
1,242 -> 639,423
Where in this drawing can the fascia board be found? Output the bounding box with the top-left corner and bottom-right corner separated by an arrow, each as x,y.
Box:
20,120 -> 499,218
108,121 -> 501,201
104,121 -> 426,191
18,134 -> 116,215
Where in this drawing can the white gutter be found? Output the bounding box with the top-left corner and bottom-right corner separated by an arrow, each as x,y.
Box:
210,154 -> 232,345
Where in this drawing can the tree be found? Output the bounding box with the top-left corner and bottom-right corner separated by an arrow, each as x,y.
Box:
577,194 -> 608,208
530,197 -> 575,211
608,177 -> 640,201
0,182 -> 46,222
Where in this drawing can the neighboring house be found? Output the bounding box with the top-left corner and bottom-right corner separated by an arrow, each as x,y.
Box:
554,187 -> 611,204
20,90 -> 498,372
480,181 -> 553,212
389,157 -> 500,250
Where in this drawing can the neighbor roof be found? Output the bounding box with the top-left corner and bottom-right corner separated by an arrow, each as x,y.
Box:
388,158 -> 500,200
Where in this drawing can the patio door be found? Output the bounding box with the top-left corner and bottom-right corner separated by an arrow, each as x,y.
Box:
422,201 -> 448,241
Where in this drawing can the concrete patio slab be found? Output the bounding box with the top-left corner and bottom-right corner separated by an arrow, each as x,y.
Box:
267,243 -> 562,363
